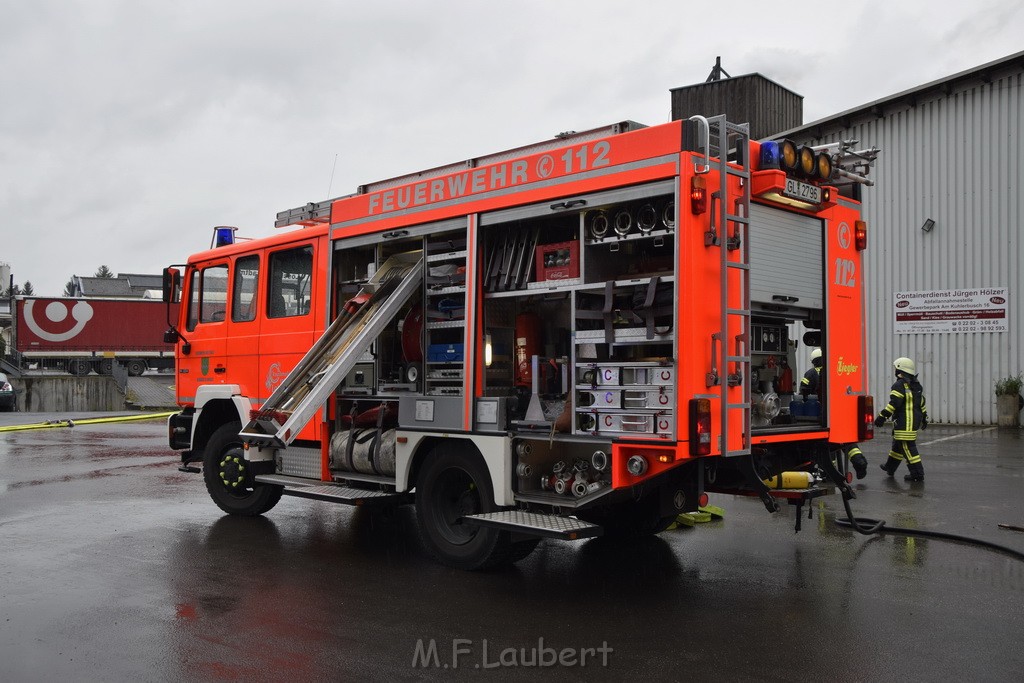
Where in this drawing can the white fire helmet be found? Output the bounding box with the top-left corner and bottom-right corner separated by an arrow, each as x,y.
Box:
893,357 -> 917,376
810,348 -> 822,361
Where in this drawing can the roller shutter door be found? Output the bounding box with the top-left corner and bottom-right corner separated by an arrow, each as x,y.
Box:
749,203 -> 823,310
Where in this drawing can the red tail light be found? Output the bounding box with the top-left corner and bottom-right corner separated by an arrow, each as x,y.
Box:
855,220 -> 867,250
690,175 -> 707,215
689,398 -> 712,455
858,395 -> 874,441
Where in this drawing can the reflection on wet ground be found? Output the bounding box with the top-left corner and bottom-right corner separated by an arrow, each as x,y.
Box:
1,415 -> 1022,680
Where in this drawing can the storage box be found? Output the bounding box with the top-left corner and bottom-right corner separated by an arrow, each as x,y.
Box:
428,343 -> 464,362
534,240 -> 580,282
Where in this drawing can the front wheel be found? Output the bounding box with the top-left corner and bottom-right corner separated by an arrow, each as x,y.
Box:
415,445 -> 512,570
203,423 -> 282,516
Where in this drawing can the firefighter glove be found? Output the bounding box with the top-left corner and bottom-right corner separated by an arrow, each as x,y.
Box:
922,416 -> 928,430
874,415 -> 886,427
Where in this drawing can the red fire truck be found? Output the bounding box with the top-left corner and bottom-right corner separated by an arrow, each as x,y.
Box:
164,115 -> 876,569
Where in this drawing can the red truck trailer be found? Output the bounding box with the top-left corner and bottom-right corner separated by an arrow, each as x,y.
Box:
14,296 -> 178,376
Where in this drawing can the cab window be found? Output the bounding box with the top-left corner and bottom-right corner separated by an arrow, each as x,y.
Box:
186,264 -> 229,331
231,255 -> 260,323
267,246 -> 313,318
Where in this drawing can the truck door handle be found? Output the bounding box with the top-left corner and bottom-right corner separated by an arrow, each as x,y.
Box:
214,367 -> 226,374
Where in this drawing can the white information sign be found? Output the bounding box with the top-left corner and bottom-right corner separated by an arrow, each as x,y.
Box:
894,287 -> 1008,334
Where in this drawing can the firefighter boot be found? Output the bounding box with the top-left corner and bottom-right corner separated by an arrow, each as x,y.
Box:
904,462 -> 925,482
879,456 -> 901,477
850,452 -> 868,480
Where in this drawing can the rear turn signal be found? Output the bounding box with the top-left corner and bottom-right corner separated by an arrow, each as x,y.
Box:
690,175 -> 707,214
858,395 -> 875,441
689,398 -> 712,455
855,220 -> 868,250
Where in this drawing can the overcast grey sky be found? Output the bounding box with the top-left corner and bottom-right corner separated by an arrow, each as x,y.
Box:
2,0 -> 1022,296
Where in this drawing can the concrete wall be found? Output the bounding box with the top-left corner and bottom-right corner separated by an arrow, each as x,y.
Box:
11,376 -> 126,412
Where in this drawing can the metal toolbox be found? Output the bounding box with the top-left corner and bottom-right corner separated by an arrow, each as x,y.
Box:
576,410 -> 673,437
577,387 -> 673,410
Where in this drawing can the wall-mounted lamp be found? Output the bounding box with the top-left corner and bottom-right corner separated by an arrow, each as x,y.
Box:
484,333 -> 493,367
921,218 -> 935,233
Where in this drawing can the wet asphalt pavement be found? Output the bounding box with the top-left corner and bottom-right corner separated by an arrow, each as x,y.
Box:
1,413 -> 1022,682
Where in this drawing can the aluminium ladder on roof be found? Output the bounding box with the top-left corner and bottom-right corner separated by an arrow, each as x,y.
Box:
239,251 -> 423,449
696,114 -> 752,458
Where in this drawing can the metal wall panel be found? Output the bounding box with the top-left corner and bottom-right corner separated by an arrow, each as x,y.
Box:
792,69 -> 1024,424
671,74 -> 803,140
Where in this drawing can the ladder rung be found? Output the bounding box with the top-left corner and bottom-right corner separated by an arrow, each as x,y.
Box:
726,308 -> 751,316
726,262 -> 750,270
725,168 -> 750,180
726,356 -> 751,363
727,403 -> 750,409
725,214 -> 749,224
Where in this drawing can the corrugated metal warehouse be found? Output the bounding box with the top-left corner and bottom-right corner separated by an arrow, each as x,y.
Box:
777,51 -> 1024,425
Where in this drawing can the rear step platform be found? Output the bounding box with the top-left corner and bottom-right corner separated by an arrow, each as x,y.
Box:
254,474 -> 410,507
461,511 -> 603,540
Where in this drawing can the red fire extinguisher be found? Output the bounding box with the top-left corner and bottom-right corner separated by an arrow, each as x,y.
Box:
777,358 -> 794,394
514,312 -> 542,387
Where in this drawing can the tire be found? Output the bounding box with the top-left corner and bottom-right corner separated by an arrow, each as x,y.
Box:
415,444 -> 512,570
96,359 -> 114,375
125,359 -> 147,376
68,359 -> 91,376
202,423 -> 283,516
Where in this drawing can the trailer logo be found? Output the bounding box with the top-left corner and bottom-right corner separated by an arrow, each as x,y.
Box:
23,300 -> 94,342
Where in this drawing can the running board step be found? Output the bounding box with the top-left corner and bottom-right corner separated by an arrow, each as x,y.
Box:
461,511 -> 602,540
255,475 -> 410,506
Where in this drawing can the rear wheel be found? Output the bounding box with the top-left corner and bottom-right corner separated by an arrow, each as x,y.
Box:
68,359 -> 91,376
203,423 -> 282,516
415,444 -> 512,570
125,359 -> 147,376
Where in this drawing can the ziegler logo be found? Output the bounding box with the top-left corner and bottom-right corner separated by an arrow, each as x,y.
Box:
23,300 -> 94,342
265,362 -> 288,391
836,357 -> 859,375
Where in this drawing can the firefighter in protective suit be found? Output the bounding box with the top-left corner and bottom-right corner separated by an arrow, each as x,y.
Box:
875,357 -> 928,481
802,348 -> 868,479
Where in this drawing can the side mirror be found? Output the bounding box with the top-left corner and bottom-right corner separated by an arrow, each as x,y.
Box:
162,267 -> 181,304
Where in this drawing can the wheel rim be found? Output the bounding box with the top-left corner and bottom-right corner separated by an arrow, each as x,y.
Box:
217,447 -> 252,498
430,466 -> 481,546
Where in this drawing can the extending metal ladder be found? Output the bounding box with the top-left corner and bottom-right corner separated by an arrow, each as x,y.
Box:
693,115 -> 752,458
240,251 -> 423,449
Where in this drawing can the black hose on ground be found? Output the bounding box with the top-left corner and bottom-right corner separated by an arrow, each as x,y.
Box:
835,495 -> 1024,562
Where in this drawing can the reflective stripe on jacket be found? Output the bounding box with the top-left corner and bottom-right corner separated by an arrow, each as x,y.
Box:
879,378 -> 928,441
